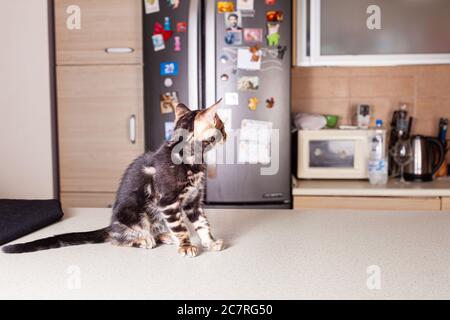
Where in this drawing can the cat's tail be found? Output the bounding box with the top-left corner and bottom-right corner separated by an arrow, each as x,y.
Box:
1,227 -> 110,254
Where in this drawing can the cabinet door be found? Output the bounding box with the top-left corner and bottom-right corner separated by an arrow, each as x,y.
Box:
442,198 -> 450,211
57,65 -> 144,193
54,0 -> 142,65
61,192 -> 116,209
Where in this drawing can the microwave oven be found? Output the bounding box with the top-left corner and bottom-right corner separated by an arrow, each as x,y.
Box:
297,129 -> 373,180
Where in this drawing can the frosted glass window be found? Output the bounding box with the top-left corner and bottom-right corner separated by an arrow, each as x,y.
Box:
320,0 -> 450,55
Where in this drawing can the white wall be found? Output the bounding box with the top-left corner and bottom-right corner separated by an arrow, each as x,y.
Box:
0,0 -> 56,199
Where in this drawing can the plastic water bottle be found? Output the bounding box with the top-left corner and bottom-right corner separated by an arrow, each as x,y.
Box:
368,120 -> 388,185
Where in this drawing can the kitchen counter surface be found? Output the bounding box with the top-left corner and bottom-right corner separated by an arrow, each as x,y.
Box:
1,208 -> 450,300
293,178 -> 450,197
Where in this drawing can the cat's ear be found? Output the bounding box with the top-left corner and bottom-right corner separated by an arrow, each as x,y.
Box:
175,104 -> 191,122
198,99 -> 222,123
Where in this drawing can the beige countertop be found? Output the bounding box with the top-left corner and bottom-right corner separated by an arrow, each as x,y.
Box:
1,208 -> 450,299
293,178 -> 450,197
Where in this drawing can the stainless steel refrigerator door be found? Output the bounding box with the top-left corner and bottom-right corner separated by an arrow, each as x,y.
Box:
205,0 -> 292,206
143,0 -> 200,152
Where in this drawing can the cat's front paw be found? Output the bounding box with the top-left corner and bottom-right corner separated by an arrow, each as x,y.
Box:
178,245 -> 198,258
203,239 -> 225,252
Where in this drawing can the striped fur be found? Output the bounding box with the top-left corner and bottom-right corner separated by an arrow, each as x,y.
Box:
2,102 -> 226,257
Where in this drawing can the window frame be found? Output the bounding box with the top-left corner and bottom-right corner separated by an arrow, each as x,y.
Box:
297,0 -> 450,67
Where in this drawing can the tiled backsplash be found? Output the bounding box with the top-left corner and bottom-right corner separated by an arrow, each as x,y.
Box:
292,65 -> 450,161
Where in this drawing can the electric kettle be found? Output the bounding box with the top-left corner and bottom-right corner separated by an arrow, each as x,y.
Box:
404,136 -> 445,182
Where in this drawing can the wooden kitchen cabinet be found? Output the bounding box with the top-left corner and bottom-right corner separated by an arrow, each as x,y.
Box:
54,0 -> 142,65
57,65 -> 144,196
60,192 -> 116,209
294,196 -> 442,211
442,198 -> 450,211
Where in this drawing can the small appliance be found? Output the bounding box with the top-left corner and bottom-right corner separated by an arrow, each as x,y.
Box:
297,129 -> 374,180
404,136 -> 445,182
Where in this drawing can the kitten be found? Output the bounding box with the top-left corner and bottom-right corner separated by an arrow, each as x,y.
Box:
2,101 -> 227,257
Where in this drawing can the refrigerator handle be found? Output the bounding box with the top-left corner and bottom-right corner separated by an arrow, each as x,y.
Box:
129,115 -> 137,145
188,0 -> 200,110
105,48 -> 135,54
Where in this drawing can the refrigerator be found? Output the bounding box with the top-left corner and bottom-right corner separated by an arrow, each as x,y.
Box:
143,0 -> 292,209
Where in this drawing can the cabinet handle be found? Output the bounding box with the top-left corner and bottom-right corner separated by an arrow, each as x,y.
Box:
105,47 -> 135,54
129,115 -> 137,144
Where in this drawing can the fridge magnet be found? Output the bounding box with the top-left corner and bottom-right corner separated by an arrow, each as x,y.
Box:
266,11 -> 284,22
164,17 -> 171,31
176,22 -> 187,33
217,109 -> 233,133
164,78 -> 173,88
239,119 -> 273,164
276,45 -> 287,60
160,62 -> 179,76
217,2 -> 235,14
267,23 -> 280,47
243,28 -> 263,43
160,92 -> 179,114
225,12 -> 243,31
164,122 -> 175,141
224,31 -> 243,45
152,34 -> 165,52
225,92 -> 239,106
174,36 -> 181,51
248,97 -> 259,111
237,0 -> 255,17
265,97 -> 275,109
249,45 -> 262,62
167,0 -> 180,9
145,0 -> 160,14
238,76 -> 260,91
265,0 -> 276,5
220,54 -> 230,64
237,0 -> 254,11
154,22 -> 173,41
237,48 -> 262,70
220,74 -> 229,82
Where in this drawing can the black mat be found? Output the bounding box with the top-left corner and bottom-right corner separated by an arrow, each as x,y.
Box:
0,199 -> 64,246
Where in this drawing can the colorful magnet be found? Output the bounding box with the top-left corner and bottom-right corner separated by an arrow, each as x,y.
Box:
145,0 -> 160,14
152,34 -> 165,52
225,31 -> 243,45
238,76 -> 260,91
174,36 -> 181,51
160,62 -> 179,76
225,12 -> 242,31
154,22 -> 173,41
164,78 -> 173,88
167,0 -> 180,9
248,97 -> 259,111
267,23 -> 280,47
265,0 -> 276,5
165,122 -> 175,141
266,11 -> 284,22
249,45 -> 262,62
266,97 -> 275,109
243,28 -> 263,43
220,74 -> 229,82
160,92 -> 179,114
217,2 -> 235,13
177,22 -> 187,33
225,92 -> 239,106
164,17 -> 171,31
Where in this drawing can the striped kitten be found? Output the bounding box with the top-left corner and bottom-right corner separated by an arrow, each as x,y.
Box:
3,101 -> 227,257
